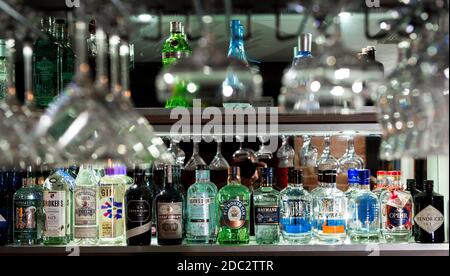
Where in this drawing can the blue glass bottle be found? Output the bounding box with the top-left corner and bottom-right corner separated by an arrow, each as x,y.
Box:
227,20 -> 248,65
280,169 -> 312,244
349,170 -> 381,243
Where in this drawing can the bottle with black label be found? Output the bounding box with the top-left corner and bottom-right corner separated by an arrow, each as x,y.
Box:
414,180 -> 445,243
155,165 -> 184,245
125,167 -> 153,246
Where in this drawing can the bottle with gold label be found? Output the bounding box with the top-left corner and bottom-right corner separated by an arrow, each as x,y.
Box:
217,167 -> 251,245
97,166 -> 127,245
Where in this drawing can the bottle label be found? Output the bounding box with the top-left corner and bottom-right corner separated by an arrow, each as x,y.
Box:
187,196 -> 214,236
74,187 -> 97,239
126,200 -> 151,239
385,206 -> 412,229
162,51 -> 190,60
44,191 -> 66,238
387,191 -> 411,209
222,200 -> 247,229
357,196 -> 380,224
14,199 -> 38,240
157,202 -> 183,239
99,185 -> 125,239
255,206 -> 280,225
281,200 -> 311,233
414,205 -> 444,234
317,198 -> 346,234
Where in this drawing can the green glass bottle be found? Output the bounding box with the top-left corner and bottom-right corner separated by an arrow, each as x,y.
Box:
55,19 -> 75,91
217,167 -> 251,245
33,17 -> 59,108
0,39 -> 7,102
163,22 -> 192,109
42,169 -> 74,245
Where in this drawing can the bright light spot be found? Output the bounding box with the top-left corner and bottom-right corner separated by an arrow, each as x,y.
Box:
406,25 -> 414,34
444,68 -> 449,79
352,82 -> 364,94
149,145 -> 161,159
253,75 -> 263,85
223,85 -> 234,97
380,22 -> 390,31
203,66 -> 212,75
326,56 -> 337,66
117,145 -> 127,155
187,83 -> 198,93
410,33 -> 418,40
395,121 -> 403,130
339,12 -> 352,21
110,35 -> 121,46
133,143 -> 144,153
151,137 -> 164,146
407,121 -> 414,128
202,16 -> 213,24
120,45 -> 130,56
335,68 -> 351,80
311,81 -> 321,92
330,86 -> 345,97
163,73 -> 174,84
138,14 -> 153,23
383,115 -> 390,120
402,89 -> 410,96
23,45 -> 33,57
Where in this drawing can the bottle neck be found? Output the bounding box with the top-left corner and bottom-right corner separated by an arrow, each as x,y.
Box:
192,142 -> 200,156
196,170 -> 210,183
216,142 -> 222,155
228,27 -> 247,62
359,185 -> 370,191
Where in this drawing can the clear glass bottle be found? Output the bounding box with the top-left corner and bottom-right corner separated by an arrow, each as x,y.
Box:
13,168 -> 44,245
317,136 -> 338,171
42,169 -> 74,245
280,169 -> 312,244
182,140 -> 207,191
98,167 -> 127,245
74,165 -> 98,245
209,141 -> 230,191
155,165 -> 184,245
380,171 -> 413,243
0,39 -> 7,102
254,168 -> 280,245
217,167 -> 251,245
345,169 -> 360,198
373,170 -> 388,198
348,169 -> 381,243
33,17 -> 59,108
276,136 -> 295,190
314,170 -> 348,244
186,166 -> 218,244
300,135 -> 318,168
338,136 -> 365,175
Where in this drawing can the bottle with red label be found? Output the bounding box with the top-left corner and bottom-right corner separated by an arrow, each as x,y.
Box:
276,136 -> 295,191
380,171 -> 413,243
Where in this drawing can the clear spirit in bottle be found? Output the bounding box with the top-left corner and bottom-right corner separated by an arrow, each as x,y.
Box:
0,39 -> 7,102
413,180 -> 445,243
280,169 -> 312,244
98,167 -> 127,245
348,170 -> 381,243
254,168 -> 280,245
33,17 -> 59,108
74,165 -> 98,245
217,167 -> 251,245
125,167 -> 152,246
380,171 -> 413,243
42,169 -> 74,245
13,170 -> 44,245
155,165 -> 184,245
313,170 -> 347,244
186,166 -> 218,244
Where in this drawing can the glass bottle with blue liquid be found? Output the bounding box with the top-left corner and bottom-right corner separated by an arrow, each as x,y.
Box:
280,169 -> 312,244
348,170 -> 381,243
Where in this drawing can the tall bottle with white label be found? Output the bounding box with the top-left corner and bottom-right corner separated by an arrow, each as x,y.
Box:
155,165 -> 184,245
186,166 -> 218,244
42,169 -> 74,245
98,167 -> 127,245
74,165 -> 98,245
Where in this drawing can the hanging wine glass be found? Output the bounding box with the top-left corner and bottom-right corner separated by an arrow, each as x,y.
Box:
299,135 -> 318,168
209,137 -> 230,190
317,135 -> 338,171
232,135 -> 257,180
256,136 -> 274,168
182,136 -> 207,190
276,136 -> 295,190
338,136 -> 365,174
168,136 -> 186,168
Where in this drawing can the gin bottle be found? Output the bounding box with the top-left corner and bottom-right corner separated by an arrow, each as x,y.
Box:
98,167 -> 127,245
13,170 -> 44,245
413,180 -> 445,244
348,170 -> 381,243
254,168 -> 280,245
217,167 -> 251,245
162,22 -> 191,68
155,165 -> 184,245
74,165 -> 98,245
0,39 -> 7,102
33,17 -> 59,108
125,167 -> 153,246
380,171 -> 413,243
280,169 -> 312,244
314,170 -> 348,244
42,169 -> 74,245
186,166 -> 218,244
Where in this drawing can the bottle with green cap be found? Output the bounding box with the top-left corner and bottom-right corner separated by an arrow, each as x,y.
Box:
0,39 -> 7,102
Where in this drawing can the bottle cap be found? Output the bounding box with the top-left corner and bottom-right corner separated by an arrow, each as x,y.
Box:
358,169 -> 371,185
388,171 -> 401,176
298,33 -> 312,53
324,170 -> 337,184
424,180 -> 434,193
293,169 -> 303,185
170,21 -> 183,33
377,170 -> 387,176
348,169 -> 359,185
406,179 -> 416,187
